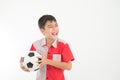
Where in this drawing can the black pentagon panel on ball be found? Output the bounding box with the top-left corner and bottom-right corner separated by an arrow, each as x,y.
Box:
28,52 -> 35,57
27,62 -> 33,68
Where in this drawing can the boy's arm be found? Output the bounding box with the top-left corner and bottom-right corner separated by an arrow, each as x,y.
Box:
38,56 -> 72,70
20,57 -> 30,72
46,59 -> 72,70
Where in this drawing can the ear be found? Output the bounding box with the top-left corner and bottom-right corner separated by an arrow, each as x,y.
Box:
40,29 -> 45,35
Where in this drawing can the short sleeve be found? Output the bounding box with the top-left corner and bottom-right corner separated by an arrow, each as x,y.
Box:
29,44 -> 36,51
62,43 -> 74,62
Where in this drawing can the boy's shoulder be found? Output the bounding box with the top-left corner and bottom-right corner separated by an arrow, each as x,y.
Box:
32,38 -> 45,46
57,38 -> 67,44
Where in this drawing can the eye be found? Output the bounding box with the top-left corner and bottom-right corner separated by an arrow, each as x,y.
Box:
47,25 -> 53,28
55,24 -> 58,27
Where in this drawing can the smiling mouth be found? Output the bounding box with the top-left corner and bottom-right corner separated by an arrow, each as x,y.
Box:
52,32 -> 58,36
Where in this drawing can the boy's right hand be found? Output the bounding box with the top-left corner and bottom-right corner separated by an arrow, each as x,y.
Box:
20,57 -> 30,72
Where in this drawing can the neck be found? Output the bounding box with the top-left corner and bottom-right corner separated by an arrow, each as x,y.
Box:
46,38 -> 55,47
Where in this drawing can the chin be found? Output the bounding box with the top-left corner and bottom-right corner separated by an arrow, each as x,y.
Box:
52,36 -> 58,40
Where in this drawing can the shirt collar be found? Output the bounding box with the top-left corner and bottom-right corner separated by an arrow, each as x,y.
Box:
41,38 -> 58,48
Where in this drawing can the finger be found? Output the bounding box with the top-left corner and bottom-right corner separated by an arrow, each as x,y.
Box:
25,69 -> 30,72
37,55 -> 42,58
21,65 -> 30,72
38,58 -> 42,61
36,56 -> 42,62
36,62 -> 41,65
20,57 -> 22,62
38,63 -> 44,68
38,60 -> 42,62
23,67 -> 30,72
20,57 -> 24,63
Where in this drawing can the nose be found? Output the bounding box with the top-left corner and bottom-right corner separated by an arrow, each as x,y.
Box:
52,26 -> 57,30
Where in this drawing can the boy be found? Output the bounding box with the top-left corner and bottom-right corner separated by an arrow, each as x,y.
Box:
20,15 -> 75,80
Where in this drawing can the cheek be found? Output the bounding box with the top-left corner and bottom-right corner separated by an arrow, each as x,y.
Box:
44,30 -> 51,36
49,29 -> 53,32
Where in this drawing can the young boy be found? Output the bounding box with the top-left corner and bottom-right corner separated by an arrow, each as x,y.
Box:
20,15 -> 75,80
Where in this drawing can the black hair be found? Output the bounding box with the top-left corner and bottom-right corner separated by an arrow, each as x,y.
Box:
38,15 -> 56,29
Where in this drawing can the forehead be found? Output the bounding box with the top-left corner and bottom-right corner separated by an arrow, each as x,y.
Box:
45,20 -> 57,25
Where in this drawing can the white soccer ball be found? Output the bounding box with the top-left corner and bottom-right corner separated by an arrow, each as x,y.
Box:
22,51 -> 42,72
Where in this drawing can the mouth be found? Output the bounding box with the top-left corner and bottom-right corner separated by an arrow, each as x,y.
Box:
51,32 -> 58,36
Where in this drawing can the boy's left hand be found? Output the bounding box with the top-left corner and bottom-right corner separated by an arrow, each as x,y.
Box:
37,55 -> 48,68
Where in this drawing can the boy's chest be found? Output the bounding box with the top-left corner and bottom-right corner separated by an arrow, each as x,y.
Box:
47,46 -> 63,62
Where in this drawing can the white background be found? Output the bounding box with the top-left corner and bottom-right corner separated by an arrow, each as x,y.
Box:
0,0 -> 120,80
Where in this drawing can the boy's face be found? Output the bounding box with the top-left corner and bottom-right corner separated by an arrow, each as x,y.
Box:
40,20 -> 59,40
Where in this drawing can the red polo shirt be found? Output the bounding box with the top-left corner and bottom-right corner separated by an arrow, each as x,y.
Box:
30,38 -> 74,80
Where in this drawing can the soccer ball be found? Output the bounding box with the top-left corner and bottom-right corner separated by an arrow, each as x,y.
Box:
22,51 -> 42,72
